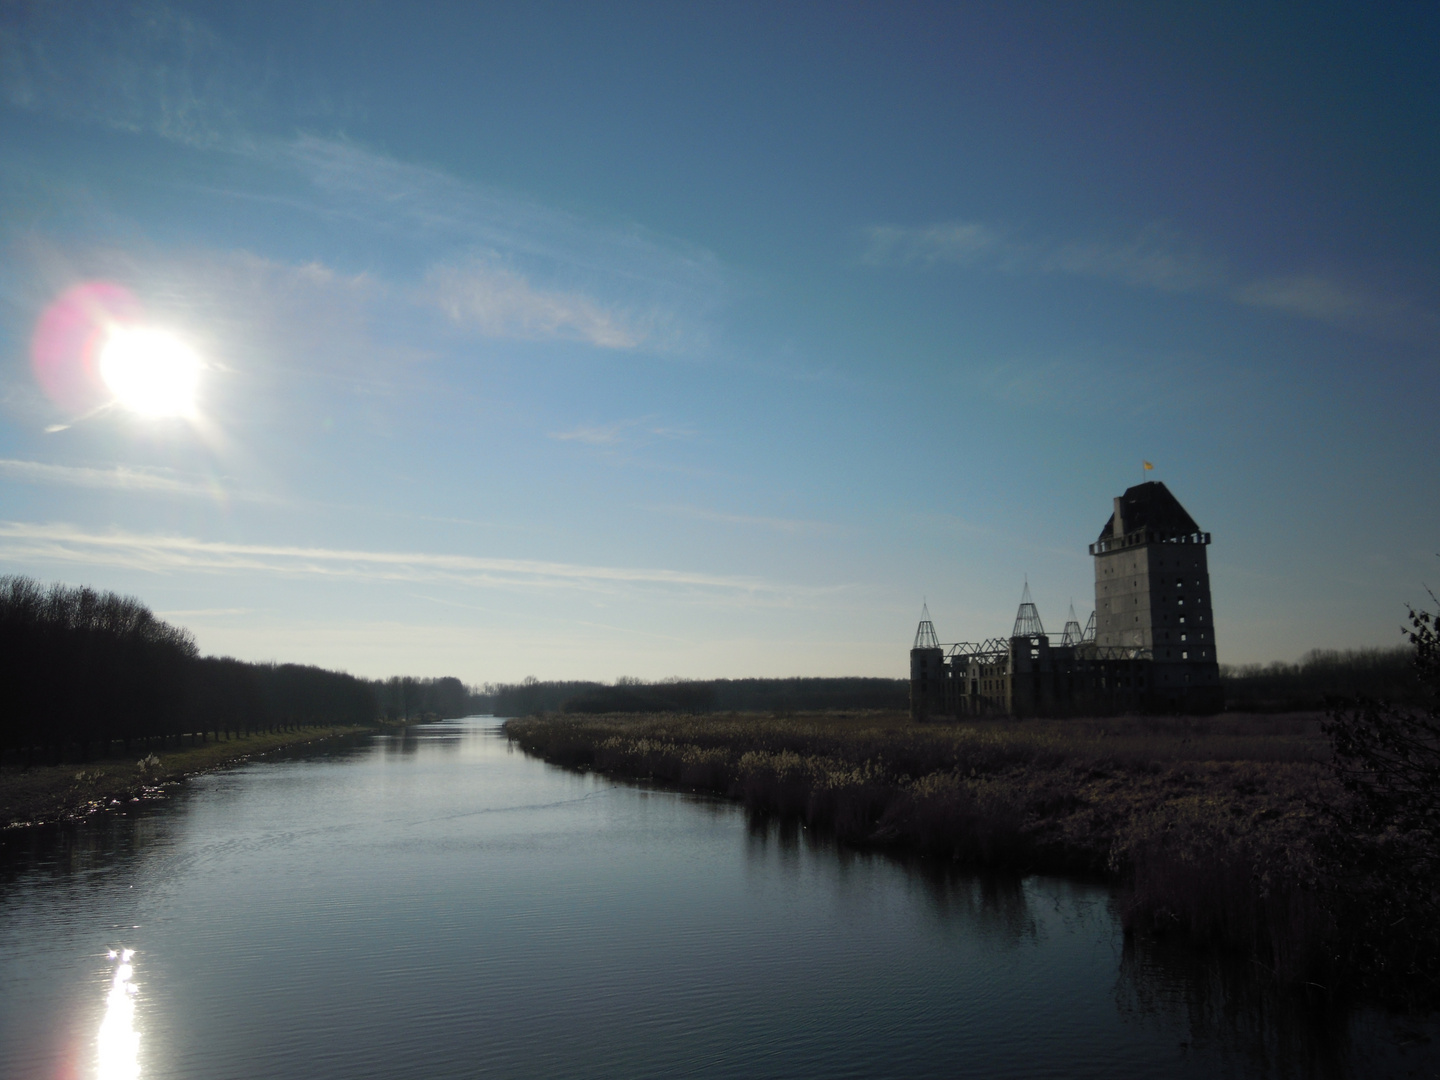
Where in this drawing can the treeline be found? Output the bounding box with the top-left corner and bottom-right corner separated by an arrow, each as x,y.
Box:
1221,647 -> 1420,712
473,676 -> 909,717
480,652 -> 1426,720
369,675 -> 469,722
0,576 -> 475,763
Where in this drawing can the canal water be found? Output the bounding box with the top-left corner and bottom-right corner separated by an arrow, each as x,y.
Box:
0,718 -> 1432,1079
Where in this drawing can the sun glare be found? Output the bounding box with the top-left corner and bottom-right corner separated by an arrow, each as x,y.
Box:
97,947 -> 141,1080
99,327 -> 202,419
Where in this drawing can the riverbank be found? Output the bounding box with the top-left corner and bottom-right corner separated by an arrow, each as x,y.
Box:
506,710 -> 1347,987
0,725 -> 384,830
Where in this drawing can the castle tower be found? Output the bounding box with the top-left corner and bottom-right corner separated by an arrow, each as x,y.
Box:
1089,481 -> 1221,712
909,604 -> 945,722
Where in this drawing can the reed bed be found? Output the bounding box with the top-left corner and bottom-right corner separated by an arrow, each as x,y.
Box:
506,710 -> 1347,988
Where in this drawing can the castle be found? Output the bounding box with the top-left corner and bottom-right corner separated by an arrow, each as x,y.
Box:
909,481 -> 1222,719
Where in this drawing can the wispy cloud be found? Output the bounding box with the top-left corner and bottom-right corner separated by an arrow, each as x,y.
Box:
1037,232 -> 1222,293
863,221 -> 1006,267
283,136 -> 719,284
548,417 -> 696,447
0,0 -> 276,147
275,136 -> 722,354
15,135 -> 720,364
425,260 -> 642,349
862,220 -> 1223,293
653,504 -> 837,535
550,424 -> 632,447
0,458 -> 267,501
0,521 -> 798,599
2,0 -> 722,357
864,218 -> 1429,338
1231,274 -> 1402,327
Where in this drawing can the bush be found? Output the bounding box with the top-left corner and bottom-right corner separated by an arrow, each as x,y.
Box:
1320,596 -> 1440,1000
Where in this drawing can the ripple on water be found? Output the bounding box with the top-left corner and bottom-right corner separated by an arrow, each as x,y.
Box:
0,719 -> 1435,1080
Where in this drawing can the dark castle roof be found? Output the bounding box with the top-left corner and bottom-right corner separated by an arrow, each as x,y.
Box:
1097,481 -> 1200,542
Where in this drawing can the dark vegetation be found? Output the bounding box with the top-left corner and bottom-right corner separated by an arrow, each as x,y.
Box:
507,602 -> 1440,1006
473,675 -> 908,717
0,576 -> 474,766
371,675 -> 470,722
480,653 -> 1411,721
1222,646 -> 1418,712
1318,598 -> 1440,1002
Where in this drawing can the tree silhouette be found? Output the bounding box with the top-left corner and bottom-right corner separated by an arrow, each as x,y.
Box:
1322,592 -> 1440,997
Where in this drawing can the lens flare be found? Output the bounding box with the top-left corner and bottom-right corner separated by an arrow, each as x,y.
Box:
30,282 -> 143,415
99,327 -> 202,418
97,948 -> 141,1080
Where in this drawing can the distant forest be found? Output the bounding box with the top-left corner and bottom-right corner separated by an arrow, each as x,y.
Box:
0,576 -> 473,764
476,650 -> 1426,718
473,676 -> 911,717
1220,647 -> 1422,712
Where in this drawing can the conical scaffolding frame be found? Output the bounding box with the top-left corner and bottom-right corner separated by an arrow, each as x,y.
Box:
1011,582 -> 1046,638
913,603 -> 941,650
1060,603 -> 1084,647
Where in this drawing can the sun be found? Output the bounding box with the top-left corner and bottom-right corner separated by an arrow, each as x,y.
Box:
98,326 -> 202,418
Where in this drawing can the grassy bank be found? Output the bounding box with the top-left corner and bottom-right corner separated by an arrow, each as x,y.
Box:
1,725 -> 382,829
506,710 -> 1347,988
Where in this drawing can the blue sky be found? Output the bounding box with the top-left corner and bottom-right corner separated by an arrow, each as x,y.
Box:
1,2 -> 1436,682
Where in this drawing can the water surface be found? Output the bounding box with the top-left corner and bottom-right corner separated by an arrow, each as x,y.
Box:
0,718 -> 1432,1079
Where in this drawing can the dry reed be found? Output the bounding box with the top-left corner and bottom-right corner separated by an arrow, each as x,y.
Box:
507,710 -> 1346,988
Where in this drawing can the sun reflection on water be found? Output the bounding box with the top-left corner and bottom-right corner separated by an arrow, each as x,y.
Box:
97,948 -> 140,1080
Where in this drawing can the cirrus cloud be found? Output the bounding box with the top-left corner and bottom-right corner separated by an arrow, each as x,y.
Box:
0,521 -> 834,606
863,217 -> 1430,340
424,260 -> 643,349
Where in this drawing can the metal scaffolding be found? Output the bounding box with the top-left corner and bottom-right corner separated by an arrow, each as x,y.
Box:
1011,582 -> 1045,638
1060,603 -> 1084,647
913,603 -> 941,650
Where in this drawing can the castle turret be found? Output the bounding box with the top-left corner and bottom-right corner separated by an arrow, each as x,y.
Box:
909,604 -> 945,722
1007,582 -> 1053,716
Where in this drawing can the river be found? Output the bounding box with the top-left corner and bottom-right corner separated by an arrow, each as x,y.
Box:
0,718 -> 1433,1079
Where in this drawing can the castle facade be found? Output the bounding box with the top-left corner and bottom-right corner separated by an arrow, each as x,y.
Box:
910,481 -> 1222,719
